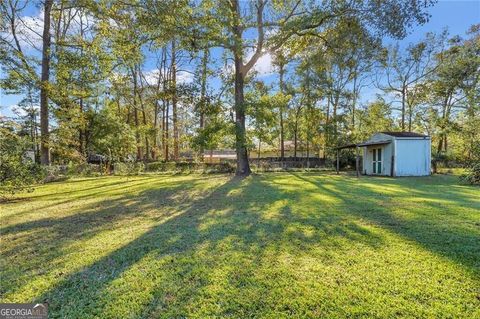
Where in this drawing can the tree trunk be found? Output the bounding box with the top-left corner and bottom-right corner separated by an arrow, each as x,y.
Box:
324,96 -> 330,160
333,93 -> 339,142
401,85 -> 406,131
306,140 -> 309,168
258,137 -> 261,160
152,99 -> 159,160
79,98 -> 84,156
352,73 -> 357,130
171,40 -> 179,161
40,0 -> 53,165
165,101 -> 169,161
137,65 -> 150,161
234,56 -> 251,176
199,48 -> 208,158
132,67 -> 142,161
293,121 -> 298,160
279,63 -> 285,161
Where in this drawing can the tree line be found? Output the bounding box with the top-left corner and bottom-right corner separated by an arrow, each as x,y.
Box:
1,0 -> 478,176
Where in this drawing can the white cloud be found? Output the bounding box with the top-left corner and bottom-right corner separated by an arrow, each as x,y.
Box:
252,52 -> 274,76
143,69 -> 194,86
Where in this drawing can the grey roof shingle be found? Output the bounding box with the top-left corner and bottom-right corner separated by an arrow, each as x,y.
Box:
380,131 -> 428,138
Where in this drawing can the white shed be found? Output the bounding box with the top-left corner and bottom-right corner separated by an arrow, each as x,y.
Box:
359,132 -> 431,177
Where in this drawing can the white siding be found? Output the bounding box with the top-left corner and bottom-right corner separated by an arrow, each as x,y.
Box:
395,138 -> 431,176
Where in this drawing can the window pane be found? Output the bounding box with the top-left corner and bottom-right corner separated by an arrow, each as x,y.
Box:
378,162 -> 382,173
373,149 -> 376,161
378,148 -> 382,160
373,162 -> 376,173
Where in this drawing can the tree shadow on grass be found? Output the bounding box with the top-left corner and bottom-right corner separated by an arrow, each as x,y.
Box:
289,172 -> 480,276
2,174 -> 385,318
0,176 -> 210,299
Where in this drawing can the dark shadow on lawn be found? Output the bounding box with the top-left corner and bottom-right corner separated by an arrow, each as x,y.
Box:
290,172 -> 480,276
8,174 -> 384,318
3,175 -> 217,219
0,177 -> 209,299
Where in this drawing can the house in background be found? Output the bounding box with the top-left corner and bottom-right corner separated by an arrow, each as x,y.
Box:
360,132 -> 431,176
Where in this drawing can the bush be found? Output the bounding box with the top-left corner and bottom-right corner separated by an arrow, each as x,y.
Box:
66,163 -> 107,177
203,162 -> 235,174
145,161 -> 236,174
146,161 -> 196,173
43,165 -> 67,183
113,162 -> 145,175
0,128 -> 44,198
460,162 -> 480,185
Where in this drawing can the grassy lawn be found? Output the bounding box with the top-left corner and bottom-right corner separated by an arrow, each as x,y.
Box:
1,172 -> 479,318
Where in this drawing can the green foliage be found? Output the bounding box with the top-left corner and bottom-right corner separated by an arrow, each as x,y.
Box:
113,162 -> 145,176
66,163 -> 108,177
91,104 -> 137,162
460,162 -> 480,185
356,99 -> 396,141
0,127 -> 44,198
145,161 -> 235,174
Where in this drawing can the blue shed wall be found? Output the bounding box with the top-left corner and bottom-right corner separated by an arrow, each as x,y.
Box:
394,138 -> 431,176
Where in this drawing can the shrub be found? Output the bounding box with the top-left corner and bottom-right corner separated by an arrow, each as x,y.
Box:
66,163 -> 107,177
460,162 -> 480,185
113,162 -> 145,175
145,161 -> 235,174
203,162 -> 235,174
0,128 -> 44,198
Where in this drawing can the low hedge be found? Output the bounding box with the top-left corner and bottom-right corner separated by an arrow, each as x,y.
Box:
145,161 -> 235,174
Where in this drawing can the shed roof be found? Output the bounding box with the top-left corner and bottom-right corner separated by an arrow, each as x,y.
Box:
380,131 -> 428,138
357,140 -> 392,147
335,140 -> 392,149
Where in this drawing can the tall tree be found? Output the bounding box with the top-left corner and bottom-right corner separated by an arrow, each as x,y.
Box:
192,0 -> 436,175
379,32 -> 445,131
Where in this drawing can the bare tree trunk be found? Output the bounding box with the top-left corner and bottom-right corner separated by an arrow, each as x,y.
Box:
333,93 -> 339,142
161,100 -> 166,160
324,96 -> 330,160
171,40 -> 179,161
132,67 -> 142,161
165,101 -> 170,161
40,0 -> 53,165
279,62 -> 285,161
160,48 -> 168,160
352,73 -> 357,130
137,65 -> 150,161
408,102 -> 413,132
153,100 -> 159,160
199,48 -> 208,158
401,85 -> 406,131
79,99 -> 85,156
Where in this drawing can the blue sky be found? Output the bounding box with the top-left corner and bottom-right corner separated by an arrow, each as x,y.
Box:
1,0 -> 479,117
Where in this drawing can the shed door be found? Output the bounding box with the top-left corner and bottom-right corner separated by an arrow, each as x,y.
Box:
372,148 -> 382,174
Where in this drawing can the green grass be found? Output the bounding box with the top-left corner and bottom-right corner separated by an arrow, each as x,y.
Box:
1,173 -> 479,318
